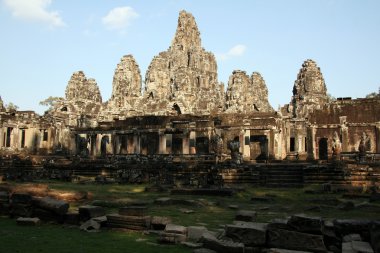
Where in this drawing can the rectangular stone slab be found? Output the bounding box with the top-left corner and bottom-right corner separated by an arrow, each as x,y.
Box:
267,228 -> 327,252
225,222 -> 267,246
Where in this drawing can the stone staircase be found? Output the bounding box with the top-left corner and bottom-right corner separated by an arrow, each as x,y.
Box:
220,166 -> 260,185
258,164 -> 305,188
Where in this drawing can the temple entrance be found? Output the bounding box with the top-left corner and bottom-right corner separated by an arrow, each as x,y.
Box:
172,136 -> 183,154
318,138 -> 328,160
250,135 -> 268,160
101,135 -> 109,157
119,134 -> 134,154
140,133 -> 159,155
196,137 -> 209,154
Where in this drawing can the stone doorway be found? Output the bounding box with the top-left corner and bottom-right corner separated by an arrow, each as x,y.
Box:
318,138 -> 328,160
196,137 -> 209,154
172,136 -> 183,154
250,135 -> 268,160
101,135 -> 109,157
140,133 -> 159,155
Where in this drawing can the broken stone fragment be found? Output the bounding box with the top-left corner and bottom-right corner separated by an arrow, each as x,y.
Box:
16,217 -> 40,226
80,219 -> 101,232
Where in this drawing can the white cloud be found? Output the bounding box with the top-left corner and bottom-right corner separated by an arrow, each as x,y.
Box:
102,6 -> 138,32
3,0 -> 66,28
217,44 -> 247,61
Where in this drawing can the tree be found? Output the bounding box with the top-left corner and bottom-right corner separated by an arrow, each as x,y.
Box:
6,102 -> 19,111
39,96 -> 63,108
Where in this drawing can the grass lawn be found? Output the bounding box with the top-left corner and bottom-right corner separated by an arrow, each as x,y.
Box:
1,181 -> 380,252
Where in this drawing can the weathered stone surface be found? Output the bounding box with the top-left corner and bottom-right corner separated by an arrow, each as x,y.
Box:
342,241 -> 374,253
33,197 -> 69,215
226,71 -> 273,113
16,217 -> 40,226
165,224 -> 187,235
290,59 -> 328,118
187,226 -> 208,242
200,232 -> 244,253
268,218 -> 291,230
333,219 -> 372,236
267,228 -> 327,252
225,222 -> 267,246
343,234 -> 362,242
287,214 -> 323,234
11,193 -> 32,205
151,216 -> 172,230
80,219 -> 101,232
79,205 -> 106,220
154,197 -> 172,205
106,213 -> 150,230
143,10 -> 224,115
158,232 -> 187,244
65,71 -> 102,103
101,55 -> 142,119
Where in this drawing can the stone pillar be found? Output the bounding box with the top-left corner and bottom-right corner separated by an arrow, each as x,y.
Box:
133,133 -> 140,154
166,134 -> 172,154
307,125 -> 316,160
339,116 -> 349,152
243,129 -> 250,159
159,131 -> 167,154
189,131 -> 196,154
183,132 -> 190,155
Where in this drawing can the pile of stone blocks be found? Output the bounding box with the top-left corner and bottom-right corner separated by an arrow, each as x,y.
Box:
158,224 -> 188,244
107,205 -> 150,230
190,213 -> 379,253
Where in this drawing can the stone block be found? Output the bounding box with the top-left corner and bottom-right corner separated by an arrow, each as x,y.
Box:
158,232 -> 187,244
33,197 -> 69,215
342,241 -> 374,253
80,219 -> 101,232
193,249 -> 217,253
151,216 -> 172,230
65,211 -> 80,225
267,228 -> 327,252
187,226 -> 208,242
235,210 -> 257,222
165,224 -> 187,235
343,234 -> 362,242
287,214 -> 323,234
79,205 -> 105,221
200,232 -> 244,253
333,219 -> 372,236
225,222 -> 267,246
154,197 -> 172,205
16,217 -> 40,226
11,193 -> 32,205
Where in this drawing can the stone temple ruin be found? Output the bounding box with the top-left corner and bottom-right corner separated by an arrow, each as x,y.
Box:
1,10 -> 380,187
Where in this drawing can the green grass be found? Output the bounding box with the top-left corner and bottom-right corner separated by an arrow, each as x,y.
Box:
1,181 -> 380,252
0,217 -> 191,253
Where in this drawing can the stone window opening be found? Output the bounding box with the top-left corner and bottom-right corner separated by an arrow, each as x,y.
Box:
21,129 -> 26,148
290,137 -> 295,152
5,127 -> 13,147
61,107 -> 67,112
41,129 -> 48,142
172,103 -> 182,115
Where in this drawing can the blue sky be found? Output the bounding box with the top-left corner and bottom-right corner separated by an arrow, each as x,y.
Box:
0,0 -> 379,114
